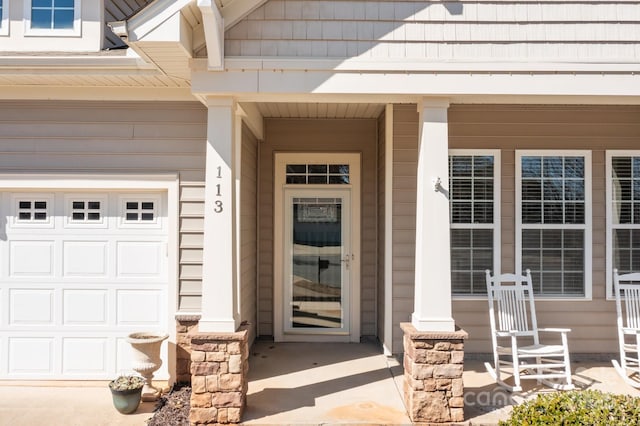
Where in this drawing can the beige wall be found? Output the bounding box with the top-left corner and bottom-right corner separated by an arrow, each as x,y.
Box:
376,109 -> 386,342
388,104 -> 640,354
0,100 -> 208,312
240,122 -> 259,344
257,118 -> 378,337
448,104 -> 640,354
391,105 -> 419,352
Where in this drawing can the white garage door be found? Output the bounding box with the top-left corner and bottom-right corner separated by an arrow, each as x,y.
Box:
0,191 -> 168,379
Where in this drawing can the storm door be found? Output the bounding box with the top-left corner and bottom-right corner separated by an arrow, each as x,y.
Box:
274,153 -> 360,342
284,189 -> 351,333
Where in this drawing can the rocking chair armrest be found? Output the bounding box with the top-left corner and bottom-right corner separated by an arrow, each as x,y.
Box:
538,327 -> 571,334
621,327 -> 640,334
495,330 -> 524,337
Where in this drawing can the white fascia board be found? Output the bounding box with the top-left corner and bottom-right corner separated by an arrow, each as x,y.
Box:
191,64 -> 640,103
0,56 -> 155,71
198,0 -> 224,70
0,86 -> 196,102
212,57 -> 640,74
222,0 -> 268,30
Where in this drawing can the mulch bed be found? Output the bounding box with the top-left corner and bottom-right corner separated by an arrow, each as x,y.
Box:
146,384 -> 191,426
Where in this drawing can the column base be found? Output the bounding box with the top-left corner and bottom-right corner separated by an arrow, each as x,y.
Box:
189,324 -> 249,425
401,322 -> 468,424
176,314 -> 201,384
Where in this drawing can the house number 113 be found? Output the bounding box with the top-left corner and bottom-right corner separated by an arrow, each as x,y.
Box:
215,166 -> 223,213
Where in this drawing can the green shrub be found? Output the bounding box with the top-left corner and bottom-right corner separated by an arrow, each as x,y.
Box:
500,390 -> 640,426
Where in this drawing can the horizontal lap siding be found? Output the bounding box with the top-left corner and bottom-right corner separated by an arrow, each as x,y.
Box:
0,100 -> 207,312
377,111 -> 386,342
258,118 -> 378,337
450,104 -> 640,354
241,123 -> 259,344
224,1 -> 640,62
392,104 -> 418,353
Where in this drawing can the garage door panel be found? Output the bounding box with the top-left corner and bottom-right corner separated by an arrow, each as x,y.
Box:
63,241 -> 108,277
10,241 -> 55,276
1,189 -> 169,379
63,290 -> 108,325
62,338 -> 108,375
10,289 -> 54,324
117,290 -> 163,325
8,337 -> 54,374
117,242 -> 164,277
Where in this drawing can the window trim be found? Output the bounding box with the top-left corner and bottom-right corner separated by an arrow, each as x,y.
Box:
515,150 -> 592,300
0,0 -> 8,36
24,0 -> 81,37
605,150 -> 640,300
449,149 -> 501,300
63,193 -> 108,229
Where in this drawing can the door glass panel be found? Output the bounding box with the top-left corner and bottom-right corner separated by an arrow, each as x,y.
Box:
290,197 -> 343,329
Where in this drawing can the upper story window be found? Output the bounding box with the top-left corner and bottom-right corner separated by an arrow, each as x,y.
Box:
606,152 -> 640,298
0,0 -> 8,36
516,151 -> 592,298
449,150 -> 500,297
25,0 -> 80,36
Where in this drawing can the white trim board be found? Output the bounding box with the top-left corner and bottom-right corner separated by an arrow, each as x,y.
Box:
273,153 -> 361,343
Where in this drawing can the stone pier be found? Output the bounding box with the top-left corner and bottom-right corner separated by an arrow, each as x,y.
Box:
176,314 -> 201,384
189,325 -> 249,425
401,322 -> 468,424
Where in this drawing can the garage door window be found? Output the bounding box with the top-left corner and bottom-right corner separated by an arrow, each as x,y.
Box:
18,200 -> 48,221
71,201 -> 101,221
13,195 -> 53,227
120,196 -> 160,227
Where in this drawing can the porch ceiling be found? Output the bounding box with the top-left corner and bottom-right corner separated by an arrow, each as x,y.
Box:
253,102 -> 385,119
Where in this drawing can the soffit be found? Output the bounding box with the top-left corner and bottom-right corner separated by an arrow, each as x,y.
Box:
254,102 -> 385,119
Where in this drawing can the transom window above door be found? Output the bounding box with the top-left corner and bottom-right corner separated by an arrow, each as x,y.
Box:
286,164 -> 350,184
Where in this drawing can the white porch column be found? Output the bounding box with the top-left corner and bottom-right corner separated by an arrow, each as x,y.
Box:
412,98 -> 455,332
199,97 -> 239,332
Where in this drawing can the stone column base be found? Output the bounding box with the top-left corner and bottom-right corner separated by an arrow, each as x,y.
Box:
189,325 -> 249,425
401,323 -> 468,424
176,314 -> 201,384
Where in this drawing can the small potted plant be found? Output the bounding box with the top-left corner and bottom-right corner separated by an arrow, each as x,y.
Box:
108,374 -> 146,414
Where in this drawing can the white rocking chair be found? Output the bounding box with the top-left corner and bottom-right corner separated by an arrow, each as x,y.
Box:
485,270 -> 574,392
612,269 -> 640,388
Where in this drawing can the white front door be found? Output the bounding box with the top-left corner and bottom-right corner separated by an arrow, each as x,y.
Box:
274,153 -> 360,342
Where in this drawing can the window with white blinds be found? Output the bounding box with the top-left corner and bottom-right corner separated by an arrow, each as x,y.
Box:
449,151 -> 500,296
607,153 -> 640,297
516,151 -> 592,298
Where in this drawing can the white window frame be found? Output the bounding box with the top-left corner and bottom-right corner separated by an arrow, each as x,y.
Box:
606,150 -> 640,300
449,149 -> 501,299
0,0 -> 9,36
10,193 -> 54,228
63,193 -> 107,228
24,0 -> 81,37
118,194 -> 162,229
515,150 -> 592,300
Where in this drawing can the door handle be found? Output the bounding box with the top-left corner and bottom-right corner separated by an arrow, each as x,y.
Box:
341,254 -> 351,269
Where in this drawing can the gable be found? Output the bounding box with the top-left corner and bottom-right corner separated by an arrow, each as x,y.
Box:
221,0 -> 640,63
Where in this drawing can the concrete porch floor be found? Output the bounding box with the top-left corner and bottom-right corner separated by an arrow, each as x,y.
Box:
2,341 -> 640,425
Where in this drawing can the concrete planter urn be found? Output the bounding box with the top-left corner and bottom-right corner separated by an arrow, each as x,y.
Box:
108,375 -> 145,414
127,332 -> 169,401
